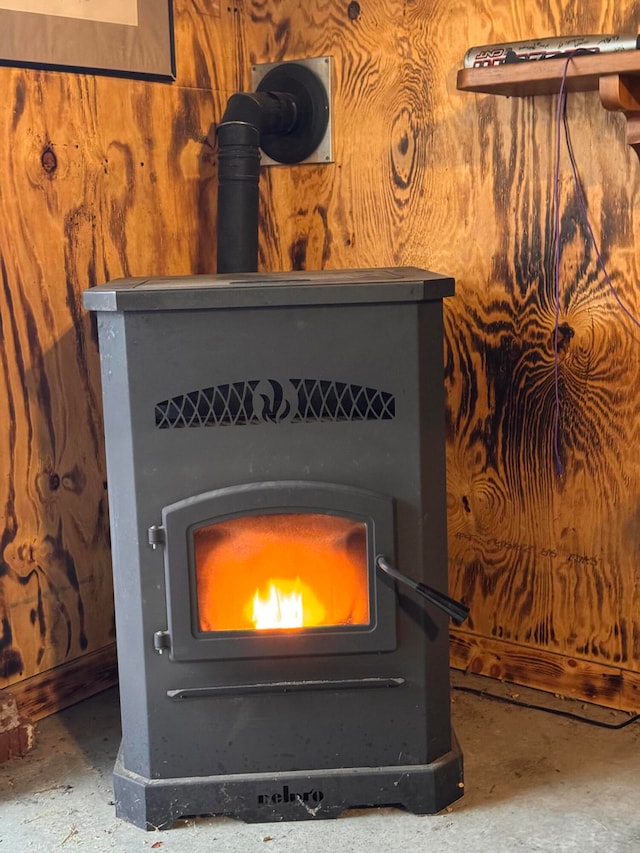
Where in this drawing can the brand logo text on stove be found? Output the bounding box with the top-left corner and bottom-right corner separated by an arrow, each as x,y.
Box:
155,378 -> 396,428
257,785 -> 325,805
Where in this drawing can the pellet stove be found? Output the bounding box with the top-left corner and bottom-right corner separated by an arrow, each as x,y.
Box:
83,266 -> 464,830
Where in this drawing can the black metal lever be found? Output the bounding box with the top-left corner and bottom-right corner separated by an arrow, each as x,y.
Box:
376,555 -> 469,626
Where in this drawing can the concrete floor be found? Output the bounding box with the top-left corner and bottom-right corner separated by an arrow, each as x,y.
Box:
2,675 -> 639,853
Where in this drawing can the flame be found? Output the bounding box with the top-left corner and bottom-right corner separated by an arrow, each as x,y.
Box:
252,582 -> 304,630
250,578 -> 326,631
194,513 -> 370,632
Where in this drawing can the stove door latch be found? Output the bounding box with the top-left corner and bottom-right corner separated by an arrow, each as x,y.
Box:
148,524 -> 166,549
153,630 -> 171,654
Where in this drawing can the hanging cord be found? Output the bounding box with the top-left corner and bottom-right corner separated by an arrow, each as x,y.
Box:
562,74 -> 640,330
554,54 -> 640,476
537,61 -> 640,730
552,57 -> 573,477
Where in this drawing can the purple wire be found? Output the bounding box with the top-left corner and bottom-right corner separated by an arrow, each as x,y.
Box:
553,54 -> 640,480
562,86 -> 640,330
553,58 -> 572,477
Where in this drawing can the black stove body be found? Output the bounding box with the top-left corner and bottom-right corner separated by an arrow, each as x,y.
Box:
83,267 -> 463,829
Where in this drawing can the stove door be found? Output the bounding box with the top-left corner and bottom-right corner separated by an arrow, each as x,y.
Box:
155,481 -> 396,661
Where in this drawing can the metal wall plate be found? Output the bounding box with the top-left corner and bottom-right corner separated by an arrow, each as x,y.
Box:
251,56 -> 333,166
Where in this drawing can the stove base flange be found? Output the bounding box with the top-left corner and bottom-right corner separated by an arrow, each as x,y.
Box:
113,732 -> 463,830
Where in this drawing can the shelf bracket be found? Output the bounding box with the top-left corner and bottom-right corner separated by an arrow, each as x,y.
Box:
599,73 -> 640,160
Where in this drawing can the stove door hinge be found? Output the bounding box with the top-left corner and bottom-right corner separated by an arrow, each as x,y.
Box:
148,524 -> 166,549
153,630 -> 171,654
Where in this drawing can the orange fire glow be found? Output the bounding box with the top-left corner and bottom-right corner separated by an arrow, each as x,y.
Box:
194,513 -> 370,633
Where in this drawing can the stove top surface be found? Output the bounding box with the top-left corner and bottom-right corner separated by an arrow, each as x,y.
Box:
82,266 -> 455,312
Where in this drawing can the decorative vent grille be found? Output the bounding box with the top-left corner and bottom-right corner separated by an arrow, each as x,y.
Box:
155,379 -> 395,429
293,379 -> 394,422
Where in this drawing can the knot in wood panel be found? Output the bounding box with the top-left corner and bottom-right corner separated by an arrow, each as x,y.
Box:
554,322 -> 574,354
347,2 -> 361,21
40,146 -> 57,175
390,108 -> 418,192
558,321 -> 574,346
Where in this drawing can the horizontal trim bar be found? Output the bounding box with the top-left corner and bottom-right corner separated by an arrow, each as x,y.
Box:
167,676 -> 405,700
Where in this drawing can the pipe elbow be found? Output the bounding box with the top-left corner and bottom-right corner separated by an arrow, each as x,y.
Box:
217,91 -> 298,145
219,92 -> 265,128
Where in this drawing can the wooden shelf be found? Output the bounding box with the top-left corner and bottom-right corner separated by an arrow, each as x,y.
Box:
457,50 -> 640,96
457,51 -> 640,157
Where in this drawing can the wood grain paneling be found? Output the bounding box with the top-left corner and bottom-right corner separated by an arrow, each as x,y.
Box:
0,5 -> 240,705
450,631 -> 640,712
3,0 -> 640,714
0,643 -> 117,722
242,0 -> 640,706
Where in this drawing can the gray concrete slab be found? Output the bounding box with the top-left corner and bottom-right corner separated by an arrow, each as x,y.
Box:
1,676 -> 639,852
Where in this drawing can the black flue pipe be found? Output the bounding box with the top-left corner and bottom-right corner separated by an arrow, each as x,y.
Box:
216,121 -> 261,274
216,92 -> 298,274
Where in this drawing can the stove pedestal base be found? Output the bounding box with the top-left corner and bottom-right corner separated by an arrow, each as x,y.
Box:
113,734 -> 464,830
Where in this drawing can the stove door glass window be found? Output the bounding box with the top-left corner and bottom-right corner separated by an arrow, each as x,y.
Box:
193,514 -> 370,632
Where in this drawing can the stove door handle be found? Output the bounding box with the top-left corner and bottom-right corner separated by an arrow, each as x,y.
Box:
376,555 -> 469,626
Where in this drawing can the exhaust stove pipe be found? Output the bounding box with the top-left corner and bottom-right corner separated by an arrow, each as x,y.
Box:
216,91 -> 297,274
216,63 -> 330,274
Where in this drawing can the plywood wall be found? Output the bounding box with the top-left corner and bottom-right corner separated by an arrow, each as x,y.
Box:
3,0 -> 640,716
242,0 -> 640,710
0,1 -> 242,717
